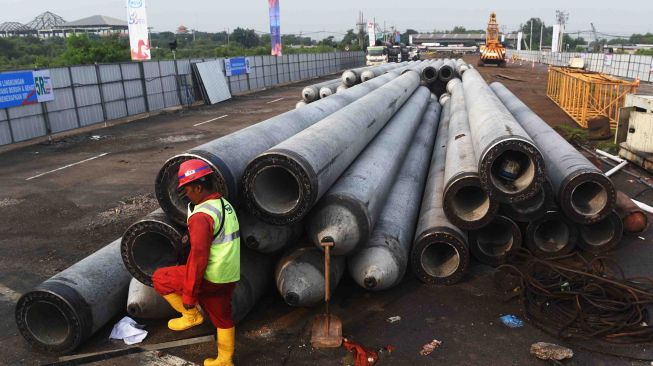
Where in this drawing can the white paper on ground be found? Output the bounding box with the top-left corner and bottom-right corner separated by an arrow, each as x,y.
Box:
110,316 -> 148,345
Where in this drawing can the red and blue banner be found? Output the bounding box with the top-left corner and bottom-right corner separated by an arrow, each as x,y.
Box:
268,0 -> 282,56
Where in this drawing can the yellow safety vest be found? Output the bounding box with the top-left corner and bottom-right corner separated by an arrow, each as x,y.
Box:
188,198 -> 240,283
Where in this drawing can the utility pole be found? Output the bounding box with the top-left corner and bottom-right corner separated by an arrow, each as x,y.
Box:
555,10 -> 569,53
529,20 -> 533,51
539,22 -> 543,51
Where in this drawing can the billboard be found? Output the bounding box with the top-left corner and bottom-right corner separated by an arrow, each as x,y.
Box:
517,32 -> 523,51
0,70 -> 54,109
224,57 -> 251,76
551,24 -> 560,53
367,21 -> 375,46
269,0 -> 282,56
127,0 -> 151,61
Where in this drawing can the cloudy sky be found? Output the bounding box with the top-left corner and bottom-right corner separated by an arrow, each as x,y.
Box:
1,0 -> 651,38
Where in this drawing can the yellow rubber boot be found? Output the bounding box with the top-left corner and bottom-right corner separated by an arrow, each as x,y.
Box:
204,327 -> 235,366
162,294 -> 204,331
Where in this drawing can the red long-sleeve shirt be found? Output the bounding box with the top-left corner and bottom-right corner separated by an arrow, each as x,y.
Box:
182,192 -> 222,305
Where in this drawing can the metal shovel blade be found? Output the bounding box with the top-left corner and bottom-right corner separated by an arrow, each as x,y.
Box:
310,313 -> 342,348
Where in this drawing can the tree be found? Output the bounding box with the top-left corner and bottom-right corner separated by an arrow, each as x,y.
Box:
230,27 -> 260,48
401,29 -> 418,45
341,29 -> 357,46
318,36 -> 335,47
58,34 -> 129,65
630,33 -> 653,44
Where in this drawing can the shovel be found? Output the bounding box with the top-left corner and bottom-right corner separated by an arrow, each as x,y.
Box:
310,237 -> 343,348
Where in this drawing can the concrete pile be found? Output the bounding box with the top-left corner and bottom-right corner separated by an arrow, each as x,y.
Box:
13,60 -> 447,354
16,56 -> 630,356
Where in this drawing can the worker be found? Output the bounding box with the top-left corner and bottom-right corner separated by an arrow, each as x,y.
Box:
152,159 -> 240,366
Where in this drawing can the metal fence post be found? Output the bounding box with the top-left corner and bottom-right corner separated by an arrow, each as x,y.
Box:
118,63 -> 129,115
94,63 -> 108,125
138,62 -> 150,113
40,101 -> 52,139
298,55 -> 302,80
67,66 -> 82,128
5,109 -> 15,144
156,60 -> 166,107
173,59 -> 184,107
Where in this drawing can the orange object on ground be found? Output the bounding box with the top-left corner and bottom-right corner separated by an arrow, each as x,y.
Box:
342,338 -> 379,366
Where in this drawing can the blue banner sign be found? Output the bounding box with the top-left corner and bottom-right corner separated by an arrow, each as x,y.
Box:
0,70 -> 54,109
224,57 -> 251,76
0,71 -> 39,109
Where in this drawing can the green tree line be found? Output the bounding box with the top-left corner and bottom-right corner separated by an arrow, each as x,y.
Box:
0,27 -> 369,71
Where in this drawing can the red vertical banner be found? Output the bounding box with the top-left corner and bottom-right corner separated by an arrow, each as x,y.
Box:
269,0 -> 282,56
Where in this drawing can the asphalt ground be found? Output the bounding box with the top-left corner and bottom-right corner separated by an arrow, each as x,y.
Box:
0,60 -> 652,365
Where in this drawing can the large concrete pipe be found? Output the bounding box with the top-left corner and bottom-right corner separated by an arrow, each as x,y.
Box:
525,210 -> 578,258
242,70 -> 422,226
455,59 -> 470,76
462,69 -> 545,203
438,59 -> 457,83
420,60 -> 439,84
240,212 -> 303,254
348,101 -> 441,290
302,78 -> 341,102
274,246 -> 346,307
411,98 -> 470,285
121,209 -> 187,286
443,78 -> 498,230
490,82 -> 616,224
336,84 -> 348,93
231,248 -> 275,324
577,211 -> 623,254
126,247 -> 274,324
295,100 -> 307,109
342,66 -> 372,86
156,70 -> 404,226
501,179 -> 554,222
469,215 -> 522,267
318,81 -> 342,99
15,239 -> 131,354
360,62 -> 407,82
306,87 -> 431,255
127,277 -> 176,319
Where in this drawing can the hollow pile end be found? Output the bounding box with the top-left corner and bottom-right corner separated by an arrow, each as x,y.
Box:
526,212 -> 577,257
243,152 -> 315,225
15,289 -> 84,354
155,154 -> 226,226
560,171 -> 616,224
121,220 -> 183,286
577,212 -> 623,253
412,230 -> 469,285
444,176 -> 497,230
471,216 -> 521,266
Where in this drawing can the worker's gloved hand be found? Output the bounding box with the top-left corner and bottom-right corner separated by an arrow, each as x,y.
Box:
183,303 -> 195,310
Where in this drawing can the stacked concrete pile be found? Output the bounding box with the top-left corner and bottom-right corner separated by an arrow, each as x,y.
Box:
13,60 -> 450,354
17,57 -> 628,356
298,58 -> 465,107
435,69 -> 623,269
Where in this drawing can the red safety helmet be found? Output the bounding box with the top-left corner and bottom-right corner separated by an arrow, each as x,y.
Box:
177,159 -> 214,188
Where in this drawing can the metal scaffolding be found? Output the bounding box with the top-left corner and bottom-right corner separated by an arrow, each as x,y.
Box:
546,67 -> 639,129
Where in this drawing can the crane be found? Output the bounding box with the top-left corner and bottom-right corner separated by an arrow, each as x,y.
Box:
478,12 -> 506,67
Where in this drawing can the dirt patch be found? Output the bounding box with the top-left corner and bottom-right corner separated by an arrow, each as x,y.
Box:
94,193 -> 159,227
157,134 -> 204,144
0,198 -> 23,207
